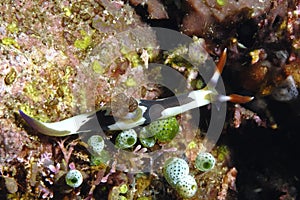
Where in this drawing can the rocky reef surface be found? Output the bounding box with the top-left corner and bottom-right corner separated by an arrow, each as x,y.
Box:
0,0 -> 300,200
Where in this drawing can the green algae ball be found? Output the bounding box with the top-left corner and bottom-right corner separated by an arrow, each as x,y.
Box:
175,174 -> 197,198
90,150 -> 111,166
115,129 -> 137,149
65,169 -> 83,188
195,152 -> 216,172
88,135 -> 105,154
163,157 -> 189,186
119,196 -> 127,200
139,127 -> 156,147
139,136 -> 156,148
148,117 -> 179,142
119,184 -> 128,194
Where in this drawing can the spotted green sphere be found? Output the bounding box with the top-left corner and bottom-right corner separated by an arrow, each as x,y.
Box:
175,174 -> 197,198
88,135 -> 105,154
139,136 -> 156,148
139,127 -> 156,147
195,152 -> 216,172
65,169 -> 83,188
163,157 -> 189,186
115,129 -> 137,149
147,117 -> 179,142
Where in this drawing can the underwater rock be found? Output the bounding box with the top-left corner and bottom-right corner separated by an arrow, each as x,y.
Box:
129,0 -> 169,19
181,0 -> 272,38
272,75 -> 299,102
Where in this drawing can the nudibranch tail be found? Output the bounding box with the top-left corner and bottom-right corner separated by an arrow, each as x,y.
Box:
19,110 -> 94,136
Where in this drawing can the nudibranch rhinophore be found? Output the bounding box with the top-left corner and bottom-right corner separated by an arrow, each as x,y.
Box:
19,49 -> 253,137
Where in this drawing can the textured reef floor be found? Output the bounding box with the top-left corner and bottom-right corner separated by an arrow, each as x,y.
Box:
1,0 -> 300,200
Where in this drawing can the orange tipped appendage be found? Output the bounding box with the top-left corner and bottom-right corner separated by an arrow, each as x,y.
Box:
208,48 -> 227,88
216,48 -> 227,74
229,94 -> 254,104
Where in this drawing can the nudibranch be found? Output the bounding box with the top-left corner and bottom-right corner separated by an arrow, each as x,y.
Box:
19,49 -> 253,137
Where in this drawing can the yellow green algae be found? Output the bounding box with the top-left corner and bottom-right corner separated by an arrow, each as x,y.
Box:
19,64 -> 76,122
187,140 -> 197,149
63,7 -> 72,17
125,77 -> 137,87
92,60 -> 105,74
4,67 -> 17,85
119,184 -> 128,194
216,0 -> 227,6
108,184 -> 129,200
123,51 -> 142,67
7,22 -> 19,33
1,37 -> 20,48
216,145 -> 230,162
74,30 -> 94,50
